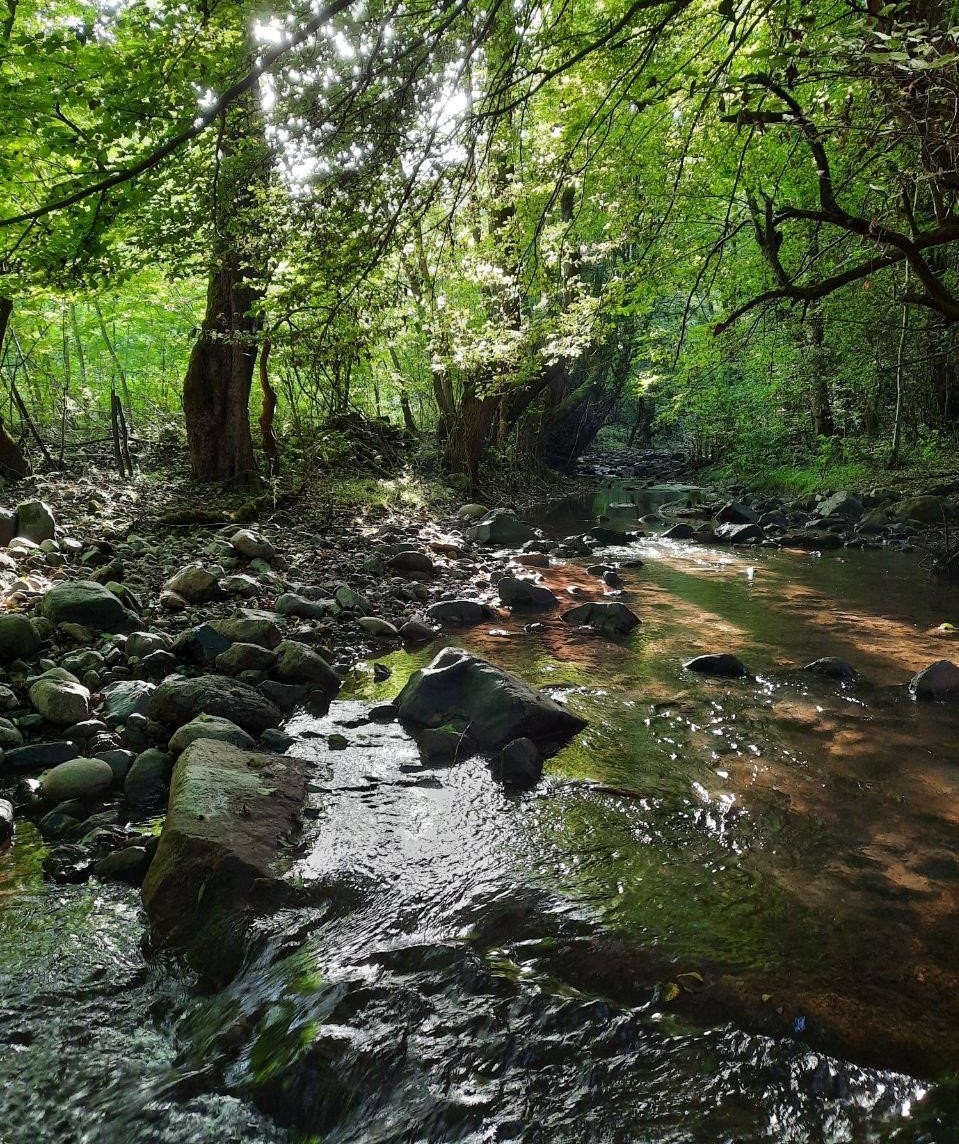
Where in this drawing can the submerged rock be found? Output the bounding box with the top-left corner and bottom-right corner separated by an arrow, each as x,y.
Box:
804,657 -> 857,682
493,737 -> 543,789
497,575 -> 559,609
395,647 -> 585,752
141,738 -> 308,981
426,599 -> 490,626
561,601 -> 640,635
148,674 -> 283,734
684,653 -> 751,678
911,660 -> 959,701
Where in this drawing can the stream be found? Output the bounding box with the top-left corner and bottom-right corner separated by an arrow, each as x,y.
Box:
2,479 -> 958,1142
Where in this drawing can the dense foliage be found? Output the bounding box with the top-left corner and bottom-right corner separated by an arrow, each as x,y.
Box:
2,0 -> 959,486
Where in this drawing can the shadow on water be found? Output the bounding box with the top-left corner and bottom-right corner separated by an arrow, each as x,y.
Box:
1,478 -> 959,1141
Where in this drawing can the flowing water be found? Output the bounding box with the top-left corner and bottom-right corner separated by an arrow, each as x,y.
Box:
2,479 -> 959,1142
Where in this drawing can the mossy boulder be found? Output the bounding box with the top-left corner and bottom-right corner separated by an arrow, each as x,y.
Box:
893,495 -> 955,524
0,613 -> 41,661
41,581 -> 136,632
148,674 -> 282,734
141,738 -> 308,982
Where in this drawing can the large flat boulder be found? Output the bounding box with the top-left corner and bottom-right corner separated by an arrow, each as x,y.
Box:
148,674 -> 282,733
395,647 -> 585,752
141,739 -> 308,981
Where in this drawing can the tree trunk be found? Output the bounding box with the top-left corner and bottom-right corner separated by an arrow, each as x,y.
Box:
0,297 -> 31,478
182,53 -> 268,484
258,327 -> 279,475
183,266 -> 261,481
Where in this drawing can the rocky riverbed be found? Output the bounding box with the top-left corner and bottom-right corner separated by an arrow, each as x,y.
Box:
2,463 -> 959,1141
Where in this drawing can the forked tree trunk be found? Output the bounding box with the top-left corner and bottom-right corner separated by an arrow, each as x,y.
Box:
182,54 -> 267,484
183,266 -> 261,481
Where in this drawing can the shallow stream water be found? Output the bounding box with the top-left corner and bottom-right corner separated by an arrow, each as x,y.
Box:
2,479 -> 959,1142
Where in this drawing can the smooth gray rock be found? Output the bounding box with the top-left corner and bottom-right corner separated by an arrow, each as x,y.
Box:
4,740 -> 76,770
816,492 -> 862,520
126,631 -> 171,660
40,757 -> 113,803
15,499 -> 55,543
174,623 -> 232,664
396,647 -> 585,752
714,523 -> 764,544
804,657 -> 857,682
29,671 -> 90,725
163,563 -> 219,603
468,509 -> 537,546
387,550 -> 435,576
357,616 -> 400,640
141,738 -> 308,981
716,502 -> 758,525
209,614 -> 283,648
231,528 -> 275,561
274,593 -> 328,620
101,679 -> 156,725
215,642 -> 276,674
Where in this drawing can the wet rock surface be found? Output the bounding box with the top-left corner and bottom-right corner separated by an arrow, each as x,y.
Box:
396,647 -> 586,751
141,738 -> 309,980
